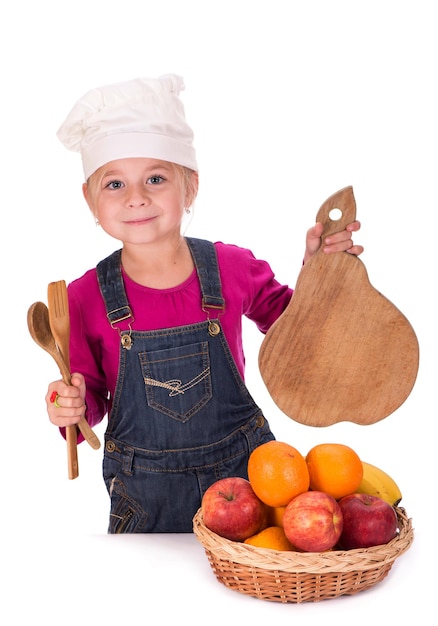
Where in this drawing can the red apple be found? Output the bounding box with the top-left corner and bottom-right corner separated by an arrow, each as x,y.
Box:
282,491 -> 343,552
337,493 -> 398,549
201,477 -> 267,541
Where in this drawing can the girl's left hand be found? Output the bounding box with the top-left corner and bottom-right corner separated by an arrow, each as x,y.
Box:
304,220 -> 363,264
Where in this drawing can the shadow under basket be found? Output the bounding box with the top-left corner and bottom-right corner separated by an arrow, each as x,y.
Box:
192,506 -> 414,603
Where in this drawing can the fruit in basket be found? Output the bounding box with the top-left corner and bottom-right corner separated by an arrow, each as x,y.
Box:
247,440 -> 310,507
337,493 -> 398,549
282,490 -> 343,552
305,443 -> 363,500
201,477 -> 267,542
244,526 -> 294,551
356,461 -> 402,506
266,505 -> 287,527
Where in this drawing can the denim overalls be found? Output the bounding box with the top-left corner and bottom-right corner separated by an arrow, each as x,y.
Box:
96,237 -> 275,533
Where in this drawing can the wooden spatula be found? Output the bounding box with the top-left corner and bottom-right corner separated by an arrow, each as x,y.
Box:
47,281 -> 79,479
47,281 -> 100,451
47,280 -> 100,478
48,281 -> 71,367
258,186 -> 419,427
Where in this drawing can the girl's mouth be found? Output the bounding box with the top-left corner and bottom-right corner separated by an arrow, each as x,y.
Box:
125,216 -> 156,225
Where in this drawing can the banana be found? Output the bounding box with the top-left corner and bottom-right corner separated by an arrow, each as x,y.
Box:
356,461 -> 402,506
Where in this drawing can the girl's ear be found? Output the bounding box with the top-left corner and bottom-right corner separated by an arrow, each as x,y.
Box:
82,182 -> 96,215
82,182 -> 91,205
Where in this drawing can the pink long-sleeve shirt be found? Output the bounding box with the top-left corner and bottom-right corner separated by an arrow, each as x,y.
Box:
68,241 -> 293,433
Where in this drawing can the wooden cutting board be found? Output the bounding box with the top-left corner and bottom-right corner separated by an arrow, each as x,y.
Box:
258,186 -> 419,426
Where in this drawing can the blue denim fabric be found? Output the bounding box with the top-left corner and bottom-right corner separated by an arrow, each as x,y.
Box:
96,238 -> 275,533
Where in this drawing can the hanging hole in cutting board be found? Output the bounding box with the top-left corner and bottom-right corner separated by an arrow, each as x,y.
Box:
329,207 -> 342,221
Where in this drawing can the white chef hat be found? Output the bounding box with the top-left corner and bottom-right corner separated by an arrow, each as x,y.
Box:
57,73 -> 198,180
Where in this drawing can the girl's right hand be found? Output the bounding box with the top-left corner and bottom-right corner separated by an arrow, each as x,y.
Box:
46,373 -> 87,428
303,220 -> 363,264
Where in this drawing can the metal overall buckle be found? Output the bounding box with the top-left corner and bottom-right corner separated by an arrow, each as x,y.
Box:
107,306 -> 135,350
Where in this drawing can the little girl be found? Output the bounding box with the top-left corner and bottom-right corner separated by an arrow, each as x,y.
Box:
46,74 -> 362,533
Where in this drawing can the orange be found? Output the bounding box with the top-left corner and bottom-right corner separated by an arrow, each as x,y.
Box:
244,526 -> 294,551
266,505 -> 287,527
306,443 -> 363,500
247,440 -> 310,507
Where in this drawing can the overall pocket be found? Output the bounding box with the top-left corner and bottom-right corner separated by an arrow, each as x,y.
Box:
139,341 -> 212,422
107,477 -> 149,534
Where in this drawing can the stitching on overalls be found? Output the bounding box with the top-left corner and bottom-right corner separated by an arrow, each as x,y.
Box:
144,367 -> 210,396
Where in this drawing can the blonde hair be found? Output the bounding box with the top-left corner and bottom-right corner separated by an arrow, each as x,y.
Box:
170,163 -> 198,209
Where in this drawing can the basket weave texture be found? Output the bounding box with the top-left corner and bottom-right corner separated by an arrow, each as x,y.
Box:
193,506 -> 414,603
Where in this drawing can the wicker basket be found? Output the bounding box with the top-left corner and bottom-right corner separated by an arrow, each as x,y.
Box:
193,506 -> 414,603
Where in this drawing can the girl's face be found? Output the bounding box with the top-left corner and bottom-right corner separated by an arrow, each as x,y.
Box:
83,158 -> 197,246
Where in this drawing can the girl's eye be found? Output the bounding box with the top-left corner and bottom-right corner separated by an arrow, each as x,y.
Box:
105,180 -> 123,190
147,175 -> 165,184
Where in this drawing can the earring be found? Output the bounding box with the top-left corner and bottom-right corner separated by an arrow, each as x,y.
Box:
185,208 -> 191,214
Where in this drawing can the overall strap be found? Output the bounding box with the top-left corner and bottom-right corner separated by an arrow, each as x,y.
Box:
186,237 -> 225,313
96,249 -> 133,326
96,239 -> 225,340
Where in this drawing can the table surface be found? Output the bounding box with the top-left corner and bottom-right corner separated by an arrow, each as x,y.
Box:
6,524 -> 425,626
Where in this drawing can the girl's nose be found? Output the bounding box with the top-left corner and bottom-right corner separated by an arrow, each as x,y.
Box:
127,186 -> 150,208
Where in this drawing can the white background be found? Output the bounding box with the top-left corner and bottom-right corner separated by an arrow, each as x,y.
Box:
2,1 -> 436,623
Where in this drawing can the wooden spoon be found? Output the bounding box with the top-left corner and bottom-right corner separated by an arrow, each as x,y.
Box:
27,302 -> 100,454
